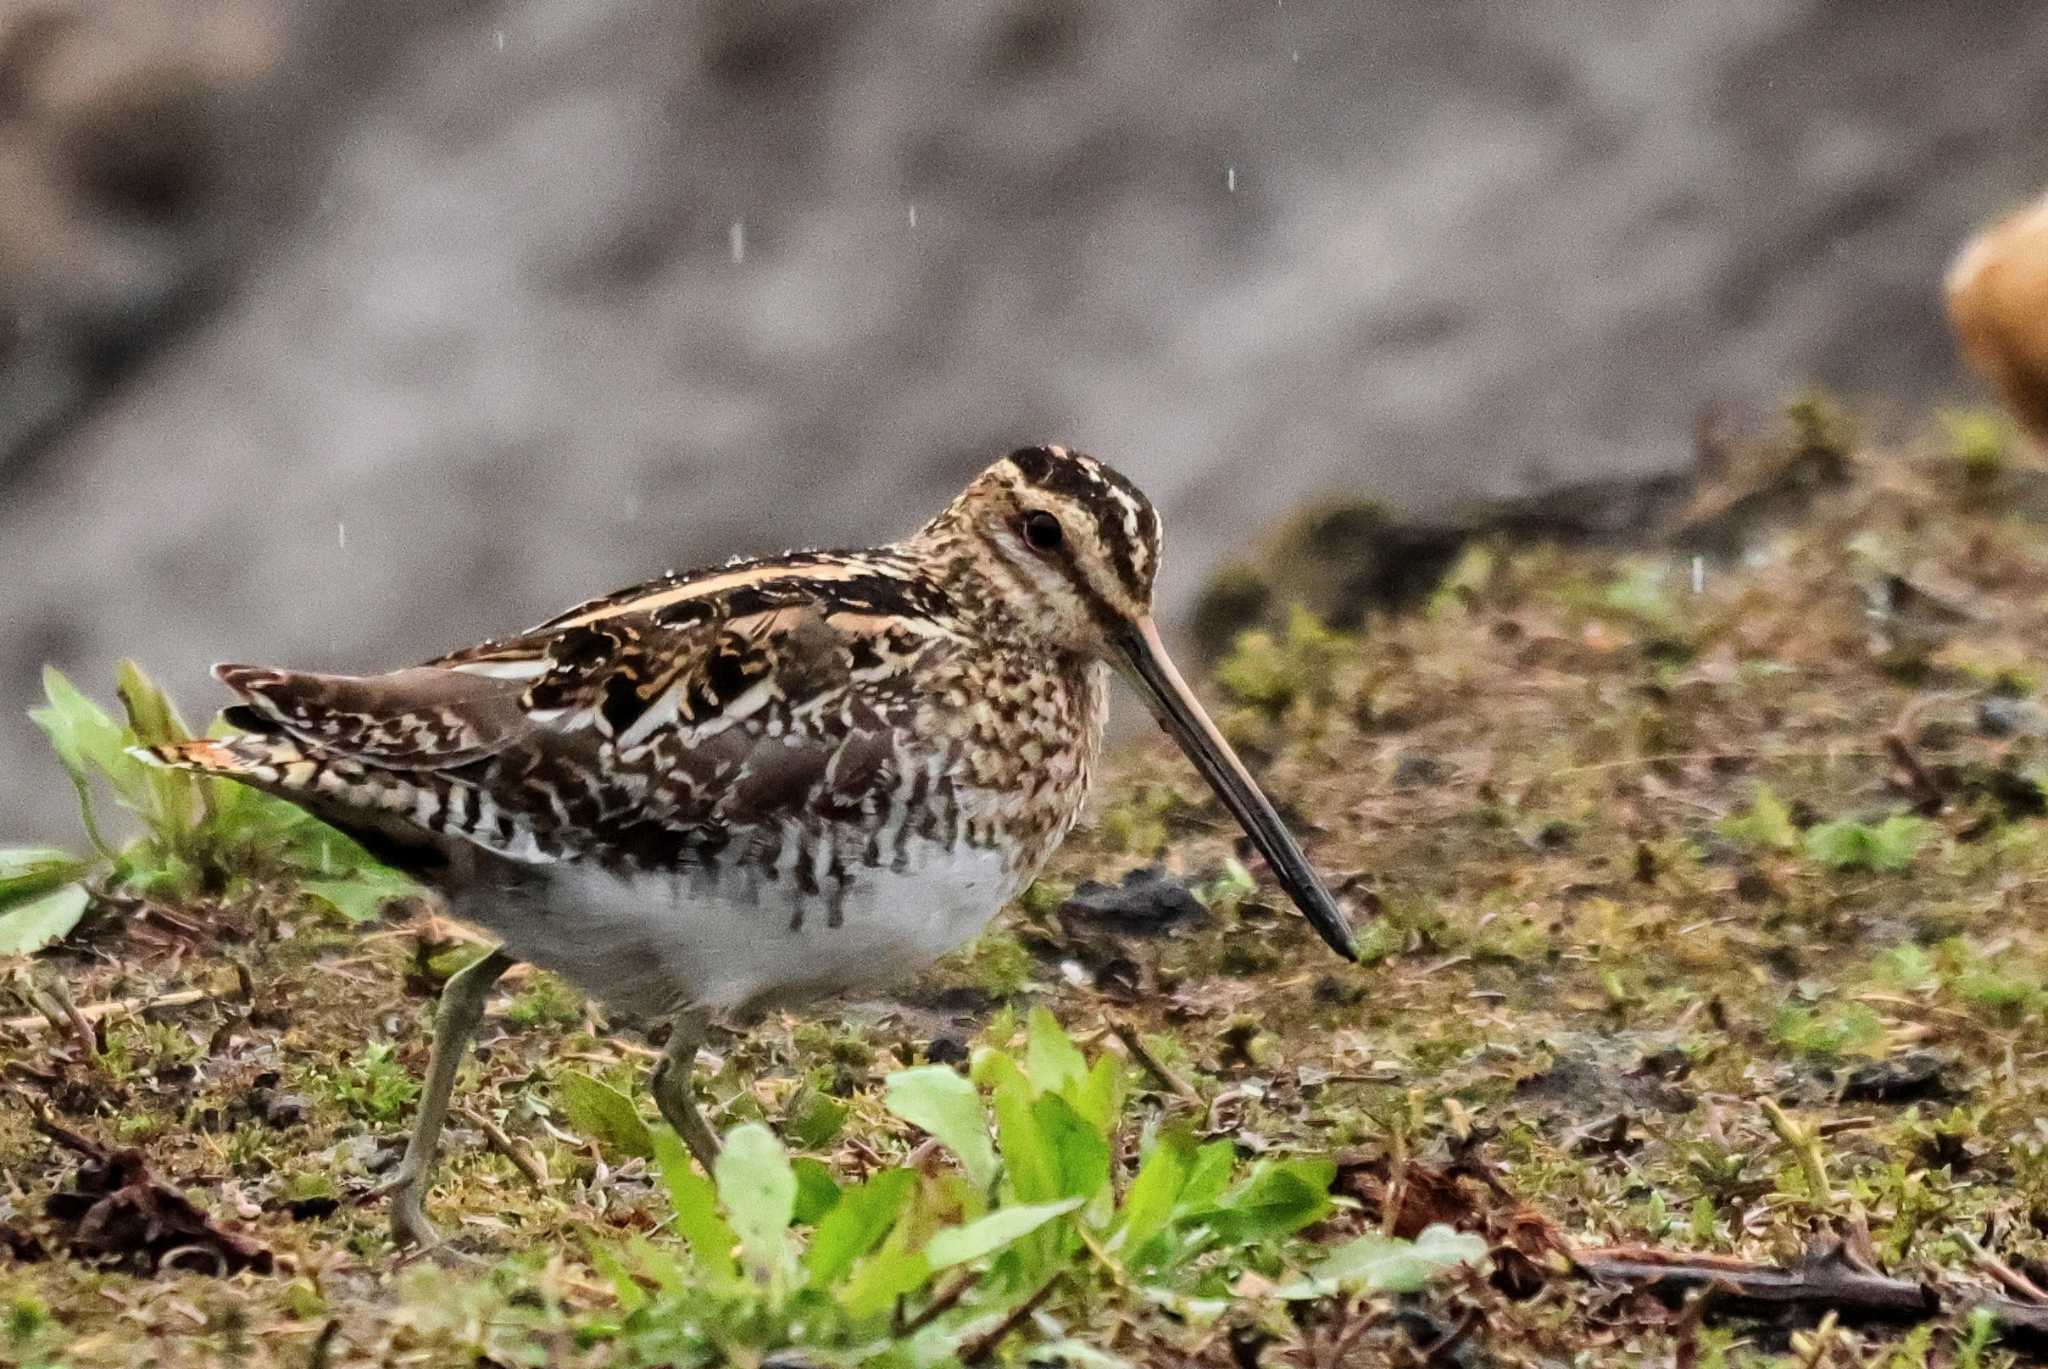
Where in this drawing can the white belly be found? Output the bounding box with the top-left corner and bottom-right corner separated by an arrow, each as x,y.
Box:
458,837 -> 1023,1022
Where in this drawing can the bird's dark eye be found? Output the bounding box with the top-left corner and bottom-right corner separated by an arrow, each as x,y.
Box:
1022,510 -> 1064,552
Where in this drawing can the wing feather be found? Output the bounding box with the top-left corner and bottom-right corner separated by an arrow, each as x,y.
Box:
200,552 -> 966,872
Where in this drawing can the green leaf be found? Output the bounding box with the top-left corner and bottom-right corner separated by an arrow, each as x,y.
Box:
791,1156 -> 841,1225
114,659 -> 192,745
1805,815 -> 1929,873
1070,1053 -> 1125,1135
1031,1092 -> 1110,1201
0,884 -> 89,956
784,1083 -> 849,1150
986,1052 -> 1061,1203
1720,784 -> 1799,852
924,1197 -> 1083,1270
0,848 -> 90,909
556,1071 -> 654,1160
883,1066 -> 999,1190
1025,1005 -> 1088,1097
716,1122 -> 798,1286
29,668 -> 130,855
805,1168 -> 915,1287
300,870 -> 418,923
839,1243 -> 932,1320
1198,1157 -> 1335,1241
116,660 -> 200,836
1278,1224 -> 1488,1299
1174,1140 -> 1237,1217
1114,1127 -> 1196,1262
653,1126 -> 736,1282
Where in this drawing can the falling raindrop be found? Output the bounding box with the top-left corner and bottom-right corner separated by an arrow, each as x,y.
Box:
493,29 -> 505,50
1226,165 -> 1236,193
907,204 -> 918,229
729,220 -> 746,263
337,522 -> 347,550
1691,555 -> 1705,595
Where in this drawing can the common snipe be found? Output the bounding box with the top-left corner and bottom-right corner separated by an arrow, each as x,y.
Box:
141,445 -> 1356,1248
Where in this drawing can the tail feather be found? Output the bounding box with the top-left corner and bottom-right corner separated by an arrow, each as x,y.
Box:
210,661 -> 525,769
138,729 -> 553,868
133,735 -> 297,779
135,736 -> 463,876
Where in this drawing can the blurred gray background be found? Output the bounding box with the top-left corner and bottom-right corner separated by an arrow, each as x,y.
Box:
4,0 -> 2047,842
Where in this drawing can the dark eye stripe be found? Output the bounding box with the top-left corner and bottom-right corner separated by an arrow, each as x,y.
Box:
1004,445 -> 1155,602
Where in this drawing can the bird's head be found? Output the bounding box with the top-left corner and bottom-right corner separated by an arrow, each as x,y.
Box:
922,444 -> 1358,963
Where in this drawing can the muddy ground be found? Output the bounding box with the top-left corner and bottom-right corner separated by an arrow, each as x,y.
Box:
7,404 -> 2048,1365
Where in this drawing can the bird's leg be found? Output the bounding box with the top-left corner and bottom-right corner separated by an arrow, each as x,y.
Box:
649,1009 -> 722,1172
372,946 -> 516,1250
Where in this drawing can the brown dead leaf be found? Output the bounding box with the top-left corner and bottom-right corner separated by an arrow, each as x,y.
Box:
35,1114 -> 272,1276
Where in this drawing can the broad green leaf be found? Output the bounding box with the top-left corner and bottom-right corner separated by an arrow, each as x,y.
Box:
839,1244 -> 932,1319
805,1168 -> 915,1287
716,1123 -> 798,1286
300,871 -> 418,923
653,1126 -> 736,1282
1278,1224 -> 1487,1299
274,810 -> 406,881
985,1052 -> 1061,1203
116,660 -> 200,835
1032,1092 -> 1110,1201
924,1197 -> 1083,1270
1114,1127 -> 1195,1261
30,668 -> 131,854
33,669 -> 137,791
0,849 -> 89,909
423,940 -> 493,983
1025,1005 -> 1088,1097
0,883 -> 89,956
1199,1157 -> 1335,1241
114,660 -> 193,745
1174,1140 -> 1237,1216
123,847 -> 197,899
1071,1053 -> 1125,1134
883,1066 -> 998,1189
791,1156 -> 841,1225
557,1071 -> 655,1160
785,1083 -> 849,1150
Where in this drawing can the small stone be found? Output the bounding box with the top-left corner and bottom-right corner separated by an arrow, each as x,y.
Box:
1978,696 -> 2048,738
1059,866 -> 1207,934
284,1194 -> 339,1222
260,1092 -> 311,1128
1840,1052 -> 1950,1103
1393,752 -> 1442,786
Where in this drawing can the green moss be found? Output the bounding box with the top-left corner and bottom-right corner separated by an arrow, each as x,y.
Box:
1940,406 -> 2014,484
1785,385 -> 1856,476
953,927 -> 1037,998
1016,877 -> 1072,920
1804,815 -> 1931,873
504,972 -> 584,1029
1212,605 -> 1346,718
312,1040 -> 422,1123
1773,1002 -> 1886,1060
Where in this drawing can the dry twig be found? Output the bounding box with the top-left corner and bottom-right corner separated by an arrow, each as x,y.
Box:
1106,1016 -> 1202,1105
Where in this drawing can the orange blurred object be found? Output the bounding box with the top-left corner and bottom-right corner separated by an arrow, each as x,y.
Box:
1947,189 -> 2048,440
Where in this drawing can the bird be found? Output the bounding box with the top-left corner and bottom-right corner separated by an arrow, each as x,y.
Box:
137,444 -> 1358,1249
1948,186 -> 2048,441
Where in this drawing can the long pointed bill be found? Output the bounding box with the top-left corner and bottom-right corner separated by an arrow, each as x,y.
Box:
1112,617 -> 1358,962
